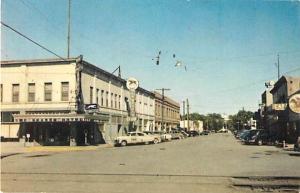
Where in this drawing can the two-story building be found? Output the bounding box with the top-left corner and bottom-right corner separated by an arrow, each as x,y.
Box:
0,56 -> 155,145
270,76 -> 300,143
153,91 -> 180,131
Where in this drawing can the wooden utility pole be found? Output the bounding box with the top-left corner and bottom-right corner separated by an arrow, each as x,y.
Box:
277,54 -> 280,80
156,88 -> 170,131
182,100 -> 185,120
67,0 -> 71,58
186,98 -> 190,131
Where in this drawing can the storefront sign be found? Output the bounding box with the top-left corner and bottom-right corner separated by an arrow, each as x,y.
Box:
289,94 -> 300,114
272,103 -> 287,111
126,77 -> 139,90
85,104 -> 99,113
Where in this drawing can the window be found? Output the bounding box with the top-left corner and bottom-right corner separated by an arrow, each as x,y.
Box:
101,90 -> 104,106
12,84 -> 20,102
28,83 -> 35,102
0,84 -> 3,102
111,93 -> 113,108
44,83 -> 52,101
106,91 -> 109,107
115,94 -> 117,108
90,87 -> 93,103
96,88 -> 99,104
61,82 -> 69,101
1,111 -> 19,122
119,95 -> 121,109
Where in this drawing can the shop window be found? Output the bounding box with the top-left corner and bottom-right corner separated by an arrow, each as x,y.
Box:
1,111 -> 19,122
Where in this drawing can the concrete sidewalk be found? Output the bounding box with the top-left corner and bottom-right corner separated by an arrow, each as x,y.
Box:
1,142 -> 113,158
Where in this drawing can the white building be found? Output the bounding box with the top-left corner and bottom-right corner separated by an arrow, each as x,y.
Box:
180,120 -> 203,133
0,56 -> 155,145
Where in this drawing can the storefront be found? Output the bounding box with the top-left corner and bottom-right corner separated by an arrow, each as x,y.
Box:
14,113 -> 109,146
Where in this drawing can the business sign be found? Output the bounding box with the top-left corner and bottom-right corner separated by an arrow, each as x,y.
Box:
126,77 -> 139,90
289,94 -> 300,114
272,103 -> 287,111
85,104 -> 99,113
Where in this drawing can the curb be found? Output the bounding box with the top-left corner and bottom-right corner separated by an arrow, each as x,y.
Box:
25,144 -> 113,153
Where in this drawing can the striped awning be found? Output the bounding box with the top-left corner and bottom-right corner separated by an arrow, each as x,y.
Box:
13,113 -> 109,123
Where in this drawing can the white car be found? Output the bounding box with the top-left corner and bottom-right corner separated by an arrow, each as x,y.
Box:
153,131 -> 172,141
115,131 -> 160,146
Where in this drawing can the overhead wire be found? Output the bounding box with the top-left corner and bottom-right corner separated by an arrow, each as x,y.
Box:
1,21 -> 65,60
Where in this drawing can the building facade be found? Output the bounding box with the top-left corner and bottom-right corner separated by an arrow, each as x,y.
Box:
269,76 -> 300,143
153,91 -> 180,131
1,56 -> 155,145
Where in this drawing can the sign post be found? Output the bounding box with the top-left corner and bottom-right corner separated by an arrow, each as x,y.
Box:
126,77 -> 139,132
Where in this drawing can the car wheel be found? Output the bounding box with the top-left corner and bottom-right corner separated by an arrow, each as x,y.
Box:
257,140 -> 262,146
120,140 -> 127,147
153,138 -> 159,144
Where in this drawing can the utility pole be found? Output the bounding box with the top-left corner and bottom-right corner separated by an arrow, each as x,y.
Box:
274,54 -> 280,80
156,88 -> 170,132
277,54 -> 280,80
182,100 -> 185,121
67,0 -> 71,58
186,98 -> 190,131
118,66 -> 121,78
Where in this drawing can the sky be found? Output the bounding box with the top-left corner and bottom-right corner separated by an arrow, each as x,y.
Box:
1,0 -> 300,115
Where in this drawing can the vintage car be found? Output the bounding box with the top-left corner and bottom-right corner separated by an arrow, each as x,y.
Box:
115,131 -> 160,146
153,131 -> 172,141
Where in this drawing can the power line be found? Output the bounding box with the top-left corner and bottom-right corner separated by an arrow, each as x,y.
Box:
1,21 -> 65,60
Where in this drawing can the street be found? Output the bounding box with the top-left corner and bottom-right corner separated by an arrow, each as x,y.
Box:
1,133 -> 300,193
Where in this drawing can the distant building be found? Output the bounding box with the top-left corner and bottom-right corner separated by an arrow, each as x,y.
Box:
180,120 -> 203,133
0,56 -> 155,145
153,91 -> 180,132
259,81 -> 275,133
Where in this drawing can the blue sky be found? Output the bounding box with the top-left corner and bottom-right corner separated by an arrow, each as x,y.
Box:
2,0 -> 300,115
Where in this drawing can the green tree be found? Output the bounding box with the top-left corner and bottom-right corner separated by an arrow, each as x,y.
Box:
228,110 -> 254,131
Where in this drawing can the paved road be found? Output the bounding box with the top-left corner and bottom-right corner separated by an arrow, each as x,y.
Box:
1,133 -> 300,192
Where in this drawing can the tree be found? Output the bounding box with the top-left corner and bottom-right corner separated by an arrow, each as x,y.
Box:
182,113 -> 224,131
228,110 -> 254,131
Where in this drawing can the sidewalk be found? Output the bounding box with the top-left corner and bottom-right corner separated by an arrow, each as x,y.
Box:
1,142 -> 113,158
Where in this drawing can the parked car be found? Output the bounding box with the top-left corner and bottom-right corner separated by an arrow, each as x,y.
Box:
153,131 -> 172,141
244,130 -> 270,145
236,130 -> 249,140
200,130 -> 209,135
235,129 -> 246,138
115,132 -> 160,146
180,130 -> 190,137
143,131 -> 162,143
169,130 -> 184,139
188,130 -> 199,137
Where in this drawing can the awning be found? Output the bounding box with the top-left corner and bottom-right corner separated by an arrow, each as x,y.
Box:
13,113 -> 110,123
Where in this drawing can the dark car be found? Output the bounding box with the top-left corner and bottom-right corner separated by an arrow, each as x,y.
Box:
235,129 -> 248,139
238,130 -> 251,141
200,130 -> 209,135
188,130 -> 199,137
244,130 -> 270,145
